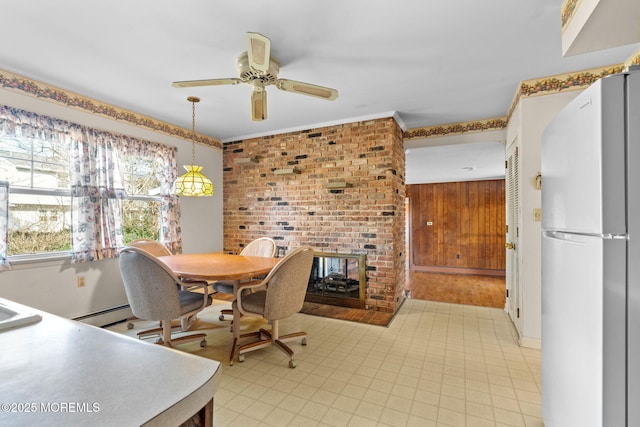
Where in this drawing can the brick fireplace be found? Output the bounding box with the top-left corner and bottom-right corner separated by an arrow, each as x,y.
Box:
222,117 -> 406,313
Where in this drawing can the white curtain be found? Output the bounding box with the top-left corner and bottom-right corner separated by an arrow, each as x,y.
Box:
0,181 -> 9,270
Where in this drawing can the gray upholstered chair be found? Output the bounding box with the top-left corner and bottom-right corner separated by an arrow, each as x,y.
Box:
230,246 -> 314,368
119,246 -> 211,348
129,238 -> 172,257
127,238 -> 172,332
128,238 -> 205,330
127,239 -> 180,332
213,237 -> 277,322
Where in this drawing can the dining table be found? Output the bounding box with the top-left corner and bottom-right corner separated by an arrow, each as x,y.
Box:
157,252 -> 281,364
157,252 -> 280,282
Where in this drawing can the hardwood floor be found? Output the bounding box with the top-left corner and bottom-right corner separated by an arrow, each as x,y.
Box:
216,271 -> 505,326
406,271 -> 506,308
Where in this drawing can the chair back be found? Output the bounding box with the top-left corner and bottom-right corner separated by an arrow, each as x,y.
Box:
129,239 -> 172,257
240,237 -> 277,258
261,246 -> 314,320
119,246 -> 183,321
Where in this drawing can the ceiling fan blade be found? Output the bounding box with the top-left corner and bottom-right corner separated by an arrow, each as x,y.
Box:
246,32 -> 271,73
275,79 -> 338,101
171,78 -> 241,88
251,88 -> 267,121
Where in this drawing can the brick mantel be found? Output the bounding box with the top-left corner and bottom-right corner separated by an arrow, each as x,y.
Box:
222,117 -> 406,313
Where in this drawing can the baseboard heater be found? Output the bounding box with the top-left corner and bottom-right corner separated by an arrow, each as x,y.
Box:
72,304 -> 133,328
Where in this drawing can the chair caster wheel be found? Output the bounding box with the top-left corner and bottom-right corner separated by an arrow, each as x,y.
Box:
219,314 -> 225,321
238,355 -> 245,363
301,338 -> 307,346
127,322 -> 134,330
289,360 -> 296,369
200,339 -> 207,348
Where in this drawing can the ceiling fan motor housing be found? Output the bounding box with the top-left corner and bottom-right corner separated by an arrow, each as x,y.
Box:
237,51 -> 280,85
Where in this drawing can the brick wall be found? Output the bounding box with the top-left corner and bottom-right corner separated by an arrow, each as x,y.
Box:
222,117 -> 406,313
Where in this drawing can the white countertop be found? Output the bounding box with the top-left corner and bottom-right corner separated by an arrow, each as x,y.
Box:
0,298 -> 221,426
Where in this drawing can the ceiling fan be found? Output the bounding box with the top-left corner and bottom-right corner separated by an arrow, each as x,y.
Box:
172,32 -> 339,121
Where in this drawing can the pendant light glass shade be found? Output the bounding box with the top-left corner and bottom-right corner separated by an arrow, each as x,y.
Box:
174,165 -> 214,196
174,96 -> 214,197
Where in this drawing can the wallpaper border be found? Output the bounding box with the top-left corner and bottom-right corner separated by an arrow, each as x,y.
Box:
561,0 -> 581,30
403,117 -> 507,140
0,68 -> 222,149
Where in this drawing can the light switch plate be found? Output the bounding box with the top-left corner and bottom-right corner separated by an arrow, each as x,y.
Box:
534,208 -> 542,222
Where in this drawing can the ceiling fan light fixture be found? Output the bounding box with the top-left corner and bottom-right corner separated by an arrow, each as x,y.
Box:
174,96 -> 214,197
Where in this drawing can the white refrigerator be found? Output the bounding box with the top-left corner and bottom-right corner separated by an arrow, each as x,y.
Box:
541,66 -> 640,426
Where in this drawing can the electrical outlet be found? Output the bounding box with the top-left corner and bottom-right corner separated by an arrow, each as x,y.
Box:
77,276 -> 85,288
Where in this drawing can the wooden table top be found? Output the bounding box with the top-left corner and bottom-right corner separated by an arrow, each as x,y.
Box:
158,252 -> 280,281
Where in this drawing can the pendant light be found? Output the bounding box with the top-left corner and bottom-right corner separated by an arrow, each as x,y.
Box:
174,96 -> 214,197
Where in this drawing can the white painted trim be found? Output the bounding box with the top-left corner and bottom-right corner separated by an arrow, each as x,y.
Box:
519,336 -> 542,349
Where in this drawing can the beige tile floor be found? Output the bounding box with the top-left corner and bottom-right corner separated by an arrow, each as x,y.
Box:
108,299 -> 543,427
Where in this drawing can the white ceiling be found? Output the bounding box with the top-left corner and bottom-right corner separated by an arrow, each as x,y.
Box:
1,0 -> 638,183
406,141 -> 506,185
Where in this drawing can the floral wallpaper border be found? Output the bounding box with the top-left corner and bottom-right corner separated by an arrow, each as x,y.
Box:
505,64 -> 626,121
403,117 -> 507,140
0,68 -> 222,149
561,0 -> 581,30
628,51 -> 640,66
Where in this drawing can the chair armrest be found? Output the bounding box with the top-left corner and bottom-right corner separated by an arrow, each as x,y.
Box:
236,279 -> 264,294
178,279 -> 211,306
235,279 -> 265,315
179,278 -> 209,288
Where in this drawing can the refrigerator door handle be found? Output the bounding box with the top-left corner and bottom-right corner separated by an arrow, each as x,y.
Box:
543,230 -> 627,242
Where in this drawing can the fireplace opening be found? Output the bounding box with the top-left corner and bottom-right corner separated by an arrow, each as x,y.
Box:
306,252 -> 366,309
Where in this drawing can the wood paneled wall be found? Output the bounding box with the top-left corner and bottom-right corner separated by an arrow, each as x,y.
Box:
408,180 -> 505,276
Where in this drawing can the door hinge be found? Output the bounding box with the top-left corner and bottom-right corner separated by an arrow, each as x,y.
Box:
505,160 -> 508,169
506,289 -> 509,298
517,308 -> 520,318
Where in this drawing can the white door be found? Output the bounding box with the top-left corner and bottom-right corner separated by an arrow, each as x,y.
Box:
505,142 -> 521,333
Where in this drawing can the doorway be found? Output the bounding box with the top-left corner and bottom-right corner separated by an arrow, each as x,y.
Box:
405,181 -> 506,308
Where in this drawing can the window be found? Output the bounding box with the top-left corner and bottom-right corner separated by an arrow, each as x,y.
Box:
0,105 -> 180,263
121,154 -> 163,244
1,135 -> 72,255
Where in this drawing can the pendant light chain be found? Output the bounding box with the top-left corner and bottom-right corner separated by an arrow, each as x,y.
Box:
190,96 -> 197,163
188,95 -> 199,164
173,96 -> 214,197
